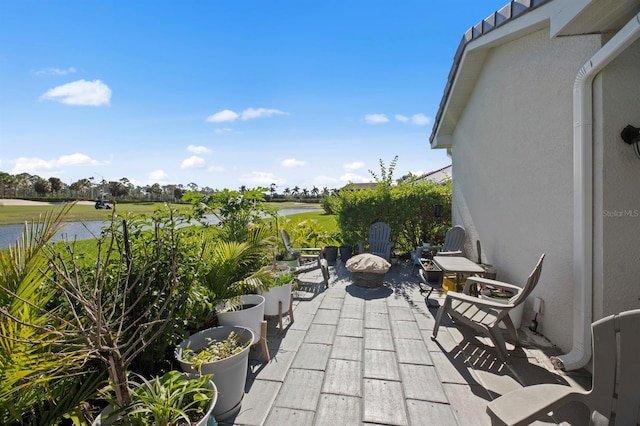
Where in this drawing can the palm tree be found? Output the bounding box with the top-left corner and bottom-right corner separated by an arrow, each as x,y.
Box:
311,186 -> 319,198
292,186 -> 300,199
0,204 -> 103,424
283,187 -> 291,198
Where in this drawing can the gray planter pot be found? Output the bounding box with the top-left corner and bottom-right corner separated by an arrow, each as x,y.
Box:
324,245 -> 338,262
175,325 -> 255,421
339,245 -> 353,261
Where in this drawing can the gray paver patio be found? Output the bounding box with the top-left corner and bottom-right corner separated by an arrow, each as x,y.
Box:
227,260 -> 592,425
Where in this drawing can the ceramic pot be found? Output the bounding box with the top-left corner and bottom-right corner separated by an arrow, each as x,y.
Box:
261,281 -> 293,316
175,325 -> 255,421
93,374 -> 217,426
216,294 -> 265,343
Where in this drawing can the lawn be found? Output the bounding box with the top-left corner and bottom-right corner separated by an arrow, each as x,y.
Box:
0,201 -> 322,225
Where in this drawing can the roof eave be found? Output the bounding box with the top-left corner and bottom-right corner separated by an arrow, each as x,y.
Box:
429,0 -> 554,147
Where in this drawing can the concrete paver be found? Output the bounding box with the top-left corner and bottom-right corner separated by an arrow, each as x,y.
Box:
223,261 -> 591,425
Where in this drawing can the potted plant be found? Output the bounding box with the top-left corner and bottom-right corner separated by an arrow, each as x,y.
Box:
216,294 -> 267,359
260,270 -> 295,331
175,325 -> 255,421
94,371 -> 217,425
198,226 -> 273,359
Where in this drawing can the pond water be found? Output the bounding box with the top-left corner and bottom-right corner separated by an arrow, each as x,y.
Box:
0,208 -> 320,249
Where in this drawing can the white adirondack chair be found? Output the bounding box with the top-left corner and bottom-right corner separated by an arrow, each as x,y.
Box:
487,308 -> 640,425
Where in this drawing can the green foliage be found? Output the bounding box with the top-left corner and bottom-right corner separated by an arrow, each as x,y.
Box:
259,269 -> 294,289
183,187 -> 271,242
0,203 -> 105,425
368,155 -> 398,188
331,178 -> 452,253
178,331 -> 250,373
105,371 -> 215,425
200,223 -> 273,312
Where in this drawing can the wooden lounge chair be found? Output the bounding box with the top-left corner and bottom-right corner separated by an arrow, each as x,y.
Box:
358,221 -> 394,261
432,225 -> 466,256
411,225 -> 466,275
281,229 -> 323,272
431,254 -> 545,361
487,308 -> 640,425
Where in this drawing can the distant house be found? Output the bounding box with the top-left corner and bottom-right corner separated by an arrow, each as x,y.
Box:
415,165 -> 452,184
430,0 -> 640,370
339,182 -> 378,191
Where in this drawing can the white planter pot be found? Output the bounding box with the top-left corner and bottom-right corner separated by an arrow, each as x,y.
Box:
261,282 -> 293,316
175,325 -> 255,421
217,294 -> 265,342
93,374 -> 217,426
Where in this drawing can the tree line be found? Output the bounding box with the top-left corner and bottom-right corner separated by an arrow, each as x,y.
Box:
0,171 -> 338,203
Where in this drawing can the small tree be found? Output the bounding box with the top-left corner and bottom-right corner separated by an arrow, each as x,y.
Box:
1,203 -> 201,418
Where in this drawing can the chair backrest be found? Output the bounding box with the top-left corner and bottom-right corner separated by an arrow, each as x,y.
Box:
281,229 -> 294,253
442,226 -> 466,252
508,253 -> 545,307
368,222 -> 391,253
588,308 -> 640,424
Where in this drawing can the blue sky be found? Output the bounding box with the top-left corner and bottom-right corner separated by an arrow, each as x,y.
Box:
0,0 -> 507,191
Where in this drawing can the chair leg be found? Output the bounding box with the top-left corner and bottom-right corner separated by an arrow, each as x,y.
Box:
288,292 -> 294,325
502,314 -> 519,344
432,302 -> 448,340
487,326 -> 509,361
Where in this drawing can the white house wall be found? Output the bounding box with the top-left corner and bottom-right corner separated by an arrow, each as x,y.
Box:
450,27 -> 601,351
594,37 -> 640,320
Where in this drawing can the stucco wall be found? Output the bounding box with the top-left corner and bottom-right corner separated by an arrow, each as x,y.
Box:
594,37 -> 640,319
450,28 -> 601,351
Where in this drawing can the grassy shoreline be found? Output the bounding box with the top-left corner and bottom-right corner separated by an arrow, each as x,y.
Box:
0,201 -> 322,225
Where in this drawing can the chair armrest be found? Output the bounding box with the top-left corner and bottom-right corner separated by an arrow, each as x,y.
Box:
437,250 -> 463,257
486,384 -> 581,426
446,291 -> 516,309
466,277 -> 522,293
298,247 -> 321,253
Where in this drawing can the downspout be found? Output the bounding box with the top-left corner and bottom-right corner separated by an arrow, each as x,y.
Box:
552,12 -> 640,371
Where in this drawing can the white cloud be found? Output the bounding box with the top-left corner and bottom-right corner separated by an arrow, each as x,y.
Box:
206,109 -> 239,123
180,156 -> 206,169
339,172 -> 371,183
282,158 -> 307,168
343,161 -> 364,171
148,169 -> 170,184
241,107 -> 286,120
364,113 -> 389,124
215,128 -> 234,133
411,113 -> 431,126
10,153 -> 102,175
206,107 -> 287,123
313,175 -> 339,186
187,144 -> 211,154
39,79 -> 111,106
207,165 -> 224,172
57,153 -> 101,166
238,171 -> 284,186
33,67 -> 77,76
394,114 -> 409,123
